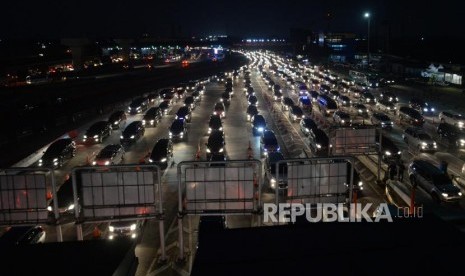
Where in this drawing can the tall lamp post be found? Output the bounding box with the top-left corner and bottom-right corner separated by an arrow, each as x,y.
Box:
364,12 -> 370,68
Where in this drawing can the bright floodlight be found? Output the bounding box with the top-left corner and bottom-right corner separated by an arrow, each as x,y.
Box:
364,12 -> 370,18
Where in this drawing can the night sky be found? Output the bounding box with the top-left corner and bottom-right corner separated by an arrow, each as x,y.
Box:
1,0 -> 463,39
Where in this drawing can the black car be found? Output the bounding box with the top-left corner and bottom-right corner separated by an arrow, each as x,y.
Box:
272,84 -> 281,93
208,115 -> 223,134
379,91 -> 399,103
206,130 -> 226,159
195,85 -> 205,96
184,96 -> 196,110
376,134 -> 401,163
265,151 -> 288,190
300,118 -> 318,136
308,128 -> 330,156
47,176 -> 82,217
289,105 -> 304,122
437,123 -> 465,148
38,138 -> 76,168
352,103 -> 369,118
251,114 -> 267,136
192,90 -> 201,102
83,121 -> 112,144
0,225 -> 46,245
158,101 -> 171,116
108,110 -> 127,130
162,91 -> 175,104
169,119 -> 187,141
147,92 -> 160,103
221,91 -> 231,105
120,121 -> 145,145
213,102 -> 226,118
260,130 -> 280,156
248,95 -> 258,106
246,105 -> 259,121
142,107 -> 162,127
245,86 -> 255,98
409,98 -> 435,115
273,90 -> 283,101
371,112 -> 393,129
398,106 -> 424,126
281,97 -> 294,111
149,138 -> 173,170
128,97 -> 149,114
360,91 -> 375,104
186,80 -> 197,91
175,106 -> 192,122
309,90 -> 319,103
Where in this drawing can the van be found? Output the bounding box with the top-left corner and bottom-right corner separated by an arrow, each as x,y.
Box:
317,95 -> 338,117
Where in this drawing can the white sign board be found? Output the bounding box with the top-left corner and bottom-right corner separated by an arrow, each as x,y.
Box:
331,128 -> 376,154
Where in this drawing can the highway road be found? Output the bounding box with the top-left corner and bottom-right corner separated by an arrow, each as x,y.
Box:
3,50 -> 465,275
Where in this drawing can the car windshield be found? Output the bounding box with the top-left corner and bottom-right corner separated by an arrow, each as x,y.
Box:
264,136 -> 278,145
96,148 -> 116,159
109,112 -> 123,121
88,122 -> 106,132
44,140 -> 69,157
432,174 -> 453,186
377,114 -> 390,121
292,107 -> 303,115
130,98 -> 145,107
170,120 -> 184,130
417,133 -> 431,140
152,142 -> 168,157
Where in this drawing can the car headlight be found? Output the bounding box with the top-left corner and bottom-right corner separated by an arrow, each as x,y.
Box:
459,122 -> 464,127
160,158 -> 167,162
130,224 -> 137,231
67,204 -> 75,211
142,120 -> 146,125
341,120 -> 345,124
105,161 -> 110,165
114,121 -> 119,125
120,135 -> 124,139
47,206 -> 52,212
385,151 -> 391,156
109,226 -> 114,232
93,135 -> 98,138
397,151 -> 402,155
206,148 -> 211,153
316,144 -> 322,149
358,109 -> 362,113
130,135 -> 135,139
270,178 -> 276,188
92,161 -> 97,165
421,142 -> 427,146
441,193 -> 448,198
219,148 -> 224,153
458,192 -> 463,196
431,108 -> 435,112
39,159 -> 43,163
53,158 -> 58,162
423,108 -> 428,112
83,135 -> 87,138
258,127 -> 264,132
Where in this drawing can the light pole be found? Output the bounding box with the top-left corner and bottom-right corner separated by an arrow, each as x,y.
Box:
364,12 -> 370,68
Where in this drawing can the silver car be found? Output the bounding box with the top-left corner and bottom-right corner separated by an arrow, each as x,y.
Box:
93,144 -> 125,166
402,127 -> 437,152
439,111 -> 465,129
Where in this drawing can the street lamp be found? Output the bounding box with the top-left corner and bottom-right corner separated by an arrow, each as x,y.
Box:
364,12 -> 370,68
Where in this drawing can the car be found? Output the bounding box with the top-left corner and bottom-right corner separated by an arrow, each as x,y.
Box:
195,85 -> 205,96
184,96 -> 196,110
108,219 -> 145,240
251,114 -> 267,136
375,134 -> 401,163
169,119 -> 188,141
213,102 -> 226,118
206,130 -> 226,159
128,97 -> 149,114
300,118 -> 318,136
208,115 -> 223,134
93,144 -> 125,166
273,90 -> 283,101
38,138 -> 76,168
158,101 -> 171,116
186,80 -> 197,91
268,80 -> 276,90
83,121 -> 112,143
120,121 -> 145,145
351,103 -> 369,118
402,127 -> 437,152
371,112 -> 393,129
299,95 -> 312,111
245,86 -> 255,97
108,110 -> 127,130
260,129 -> 280,156
408,159 -> 462,203
248,95 -> 258,105
317,95 -> 338,117
221,91 -> 231,105
192,90 -> 201,103
281,97 -> 294,111
0,225 -> 46,245
320,84 -> 330,94
360,91 -> 376,104
379,91 -> 399,103
246,105 -> 259,121
309,90 -> 319,103
439,111 -> 465,129
308,128 -> 330,156
328,90 -> 340,100
149,138 -> 173,170
175,106 -> 192,122
272,84 -> 281,94
142,107 -> 162,127
398,106 -> 424,126
333,110 -> 351,126
264,152 -> 288,190
436,123 -> 465,148
162,90 -> 175,104
409,98 -> 435,115
289,105 -> 304,122
376,98 -> 396,113
175,88 -> 186,99
336,95 -> 351,107
147,91 -> 160,103
47,176 -> 82,216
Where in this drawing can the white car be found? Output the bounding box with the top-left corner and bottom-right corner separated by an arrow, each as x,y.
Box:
439,111 -> 465,128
